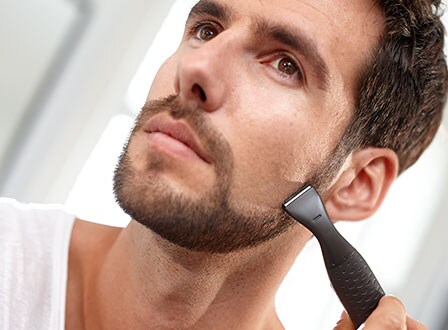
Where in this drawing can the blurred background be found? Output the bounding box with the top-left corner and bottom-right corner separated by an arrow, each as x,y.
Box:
1,0 -> 447,328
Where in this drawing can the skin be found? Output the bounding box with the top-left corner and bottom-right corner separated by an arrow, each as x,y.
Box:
65,0 -> 427,329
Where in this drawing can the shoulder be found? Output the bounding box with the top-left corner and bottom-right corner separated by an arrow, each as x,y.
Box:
0,199 -> 76,328
68,219 -> 122,273
0,198 -> 76,286
0,197 -> 76,244
70,219 -> 122,254
65,219 -> 122,319
0,197 -> 75,223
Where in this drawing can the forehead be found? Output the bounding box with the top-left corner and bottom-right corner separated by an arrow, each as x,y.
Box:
190,0 -> 384,104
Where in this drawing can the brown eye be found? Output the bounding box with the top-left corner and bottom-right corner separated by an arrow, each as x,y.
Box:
197,24 -> 218,41
263,54 -> 304,85
278,57 -> 299,76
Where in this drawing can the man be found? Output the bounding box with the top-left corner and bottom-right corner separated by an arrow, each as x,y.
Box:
1,0 -> 446,329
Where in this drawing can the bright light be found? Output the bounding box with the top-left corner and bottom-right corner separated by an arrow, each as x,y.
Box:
65,115 -> 134,227
126,0 -> 198,113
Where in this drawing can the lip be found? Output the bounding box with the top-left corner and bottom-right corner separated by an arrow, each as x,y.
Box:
143,114 -> 211,164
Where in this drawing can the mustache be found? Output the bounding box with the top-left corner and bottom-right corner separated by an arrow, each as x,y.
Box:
134,95 -> 232,168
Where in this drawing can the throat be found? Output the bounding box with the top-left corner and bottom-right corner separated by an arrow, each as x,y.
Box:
75,220 -> 305,330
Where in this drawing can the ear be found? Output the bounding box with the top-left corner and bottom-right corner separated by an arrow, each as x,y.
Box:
325,148 -> 399,221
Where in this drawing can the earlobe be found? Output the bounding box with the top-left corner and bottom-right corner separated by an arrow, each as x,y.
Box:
325,148 -> 399,221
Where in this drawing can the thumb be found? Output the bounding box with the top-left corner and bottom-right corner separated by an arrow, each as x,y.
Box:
333,311 -> 356,330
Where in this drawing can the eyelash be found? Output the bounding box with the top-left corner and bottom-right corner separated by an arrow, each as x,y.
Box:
188,20 -> 305,85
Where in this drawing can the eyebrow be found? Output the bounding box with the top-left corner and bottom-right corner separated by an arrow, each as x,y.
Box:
189,0 -> 330,90
189,0 -> 233,25
253,18 -> 330,90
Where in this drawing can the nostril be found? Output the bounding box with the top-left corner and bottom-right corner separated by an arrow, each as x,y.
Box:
192,84 -> 207,102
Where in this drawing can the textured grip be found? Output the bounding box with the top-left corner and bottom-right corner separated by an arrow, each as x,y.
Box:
327,249 -> 385,329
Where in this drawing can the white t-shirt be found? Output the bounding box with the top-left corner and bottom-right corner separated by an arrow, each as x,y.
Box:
0,198 -> 75,330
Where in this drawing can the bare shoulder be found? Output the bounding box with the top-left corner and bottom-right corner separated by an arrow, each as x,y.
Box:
66,220 -> 122,328
69,218 -> 122,265
66,218 -> 122,302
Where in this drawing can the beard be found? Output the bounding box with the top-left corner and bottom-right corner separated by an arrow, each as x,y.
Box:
113,95 -> 342,253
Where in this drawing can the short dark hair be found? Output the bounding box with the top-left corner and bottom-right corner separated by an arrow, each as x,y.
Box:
341,0 -> 448,174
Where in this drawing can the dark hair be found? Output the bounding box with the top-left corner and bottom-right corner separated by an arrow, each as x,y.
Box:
341,0 -> 448,174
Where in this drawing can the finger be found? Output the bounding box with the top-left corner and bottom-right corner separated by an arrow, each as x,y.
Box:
363,295 -> 407,330
406,315 -> 428,330
333,311 -> 356,330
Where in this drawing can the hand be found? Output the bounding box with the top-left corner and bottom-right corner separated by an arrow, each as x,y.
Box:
333,295 -> 427,330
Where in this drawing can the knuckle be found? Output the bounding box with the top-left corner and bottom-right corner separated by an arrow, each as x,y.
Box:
385,295 -> 405,308
383,313 -> 406,329
384,295 -> 407,315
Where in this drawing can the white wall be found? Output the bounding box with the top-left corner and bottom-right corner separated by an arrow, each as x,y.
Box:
0,0 -> 77,166
0,0 -> 176,202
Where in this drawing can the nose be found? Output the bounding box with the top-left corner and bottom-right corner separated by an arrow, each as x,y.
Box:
174,36 -> 233,112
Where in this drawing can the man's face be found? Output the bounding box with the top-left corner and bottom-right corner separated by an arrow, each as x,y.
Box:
114,0 -> 383,252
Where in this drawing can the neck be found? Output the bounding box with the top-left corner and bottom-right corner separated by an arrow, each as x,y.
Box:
74,220 -> 311,330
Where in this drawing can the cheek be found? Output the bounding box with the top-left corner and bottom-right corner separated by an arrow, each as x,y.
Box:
221,88 -> 342,209
225,115 -> 327,209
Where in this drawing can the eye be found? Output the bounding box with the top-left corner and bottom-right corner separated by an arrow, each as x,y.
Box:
270,56 -> 303,81
193,22 -> 220,41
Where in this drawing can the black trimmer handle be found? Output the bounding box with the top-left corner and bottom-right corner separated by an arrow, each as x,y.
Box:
283,185 -> 385,329
327,249 -> 385,328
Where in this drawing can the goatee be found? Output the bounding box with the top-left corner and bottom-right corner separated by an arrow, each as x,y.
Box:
113,95 -> 295,253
